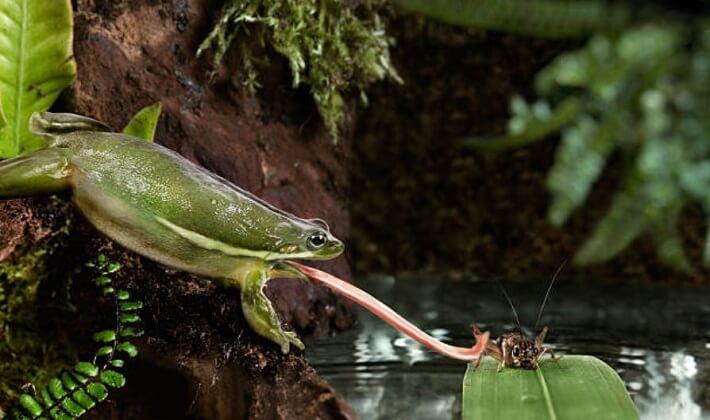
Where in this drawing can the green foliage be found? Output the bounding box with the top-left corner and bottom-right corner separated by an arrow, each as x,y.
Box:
0,0 -> 76,158
198,0 -> 401,140
123,103 -> 162,142
466,23 -> 710,270
395,0 -> 630,38
8,255 -> 143,419
463,356 -> 638,420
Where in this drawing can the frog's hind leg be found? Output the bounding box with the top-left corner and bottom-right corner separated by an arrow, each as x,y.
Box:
240,266 -> 305,354
0,148 -> 72,198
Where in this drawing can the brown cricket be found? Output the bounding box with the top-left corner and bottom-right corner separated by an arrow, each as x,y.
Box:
472,262 -> 566,371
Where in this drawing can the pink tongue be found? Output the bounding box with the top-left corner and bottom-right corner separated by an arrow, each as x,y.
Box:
288,261 -> 489,362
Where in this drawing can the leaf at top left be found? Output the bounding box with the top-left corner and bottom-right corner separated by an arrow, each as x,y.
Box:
0,0 -> 76,158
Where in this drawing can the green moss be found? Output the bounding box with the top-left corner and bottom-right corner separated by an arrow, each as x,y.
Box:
198,0 -> 401,140
0,208 -> 74,405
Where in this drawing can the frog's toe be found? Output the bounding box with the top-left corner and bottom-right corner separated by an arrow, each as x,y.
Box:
284,330 -> 305,351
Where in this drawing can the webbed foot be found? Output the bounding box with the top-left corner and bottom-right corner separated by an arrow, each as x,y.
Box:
240,267 -> 304,354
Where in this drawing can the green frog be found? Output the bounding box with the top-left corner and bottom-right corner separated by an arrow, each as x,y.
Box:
0,112 -> 344,353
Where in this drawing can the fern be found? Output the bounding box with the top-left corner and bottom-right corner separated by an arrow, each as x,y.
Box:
466,22 -> 710,270
8,255 -> 143,419
197,0 -> 401,140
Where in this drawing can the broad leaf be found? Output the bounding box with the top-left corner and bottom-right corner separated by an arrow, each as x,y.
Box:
0,0 -> 76,158
123,102 -> 162,142
463,356 -> 638,420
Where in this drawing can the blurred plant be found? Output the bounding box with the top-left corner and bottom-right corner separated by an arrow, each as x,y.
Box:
8,255 -> 143,420
198,0 -> 401,141
0,0 -> 75,158
395,0 -> 630,38
464,23 -> 710,271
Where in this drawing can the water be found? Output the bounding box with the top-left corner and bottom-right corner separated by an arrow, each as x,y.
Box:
306,274 -> 710,419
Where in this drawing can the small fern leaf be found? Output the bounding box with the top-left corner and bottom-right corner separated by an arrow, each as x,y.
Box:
92,330 -> 116,343
85,383 -> 108,402
574,183 -> 649,265
547,113 -> 619,226
117,342 -> 138,358
651,206 -> 692,272
100,370 -> 126,389
462,97 -> 581,151
17,394 -> 43,418
72,362 -> 99,379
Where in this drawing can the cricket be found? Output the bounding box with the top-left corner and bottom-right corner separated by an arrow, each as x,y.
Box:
472,262 -> 566,371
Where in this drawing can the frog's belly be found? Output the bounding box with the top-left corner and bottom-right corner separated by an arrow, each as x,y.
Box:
72,177 -> 246,282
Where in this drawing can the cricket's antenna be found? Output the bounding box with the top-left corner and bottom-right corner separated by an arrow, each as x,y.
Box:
535,259 -> 567,328
496,279 -> 522,333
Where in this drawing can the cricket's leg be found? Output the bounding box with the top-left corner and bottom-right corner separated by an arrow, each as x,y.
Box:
0,148 -> 71,197
240,267 -> 305,354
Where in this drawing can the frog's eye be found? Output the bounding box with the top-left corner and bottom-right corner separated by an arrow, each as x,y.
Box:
512,346 -> 520,357
307,232 -> 328,250
533,348 -> 539,355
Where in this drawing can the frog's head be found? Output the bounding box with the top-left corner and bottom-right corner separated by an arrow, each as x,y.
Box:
268,217 -> 344,261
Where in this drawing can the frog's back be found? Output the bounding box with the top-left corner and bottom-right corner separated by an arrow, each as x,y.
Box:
59,131 -> 301,261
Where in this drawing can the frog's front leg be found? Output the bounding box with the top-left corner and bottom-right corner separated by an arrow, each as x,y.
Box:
240,265 -> 306,354
0,148 -> 72,197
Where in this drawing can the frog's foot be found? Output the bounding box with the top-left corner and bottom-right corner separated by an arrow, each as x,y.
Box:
240,268 -> 304,354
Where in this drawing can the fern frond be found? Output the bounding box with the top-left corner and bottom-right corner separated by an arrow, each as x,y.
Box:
395,0 -> 630,38
461,97 -> 582,151
546,112 -> 619,226
468,20 -> 710,271
9,256 -> 142,419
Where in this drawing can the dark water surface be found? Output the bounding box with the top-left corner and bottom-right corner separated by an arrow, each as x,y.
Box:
306,274 -> 710,419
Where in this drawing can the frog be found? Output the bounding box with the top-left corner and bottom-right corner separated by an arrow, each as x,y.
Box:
0,112 -> 344,354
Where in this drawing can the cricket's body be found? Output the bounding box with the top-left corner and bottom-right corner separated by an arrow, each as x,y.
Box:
472,325 -> 555,371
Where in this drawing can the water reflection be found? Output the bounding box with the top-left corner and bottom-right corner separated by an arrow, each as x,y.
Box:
306,274 -> 710,419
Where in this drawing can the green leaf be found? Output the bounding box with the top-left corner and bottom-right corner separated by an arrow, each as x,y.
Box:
119,301 -> 143,311
100,370 -> 126,388
73,362 -> 99,378
116,342 -> 138,358
92,330 -> 116,343
463,356 -> 638,420
461,98 -> 582,151
574,183 -> 649,265
123,102 -> 162,142
85,383 -> 108,401
394,0 -> 629,39
18,394 -> 42,417
0,0 -> 76,158
546,113 -> 619,226
71,389 -> 96,410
